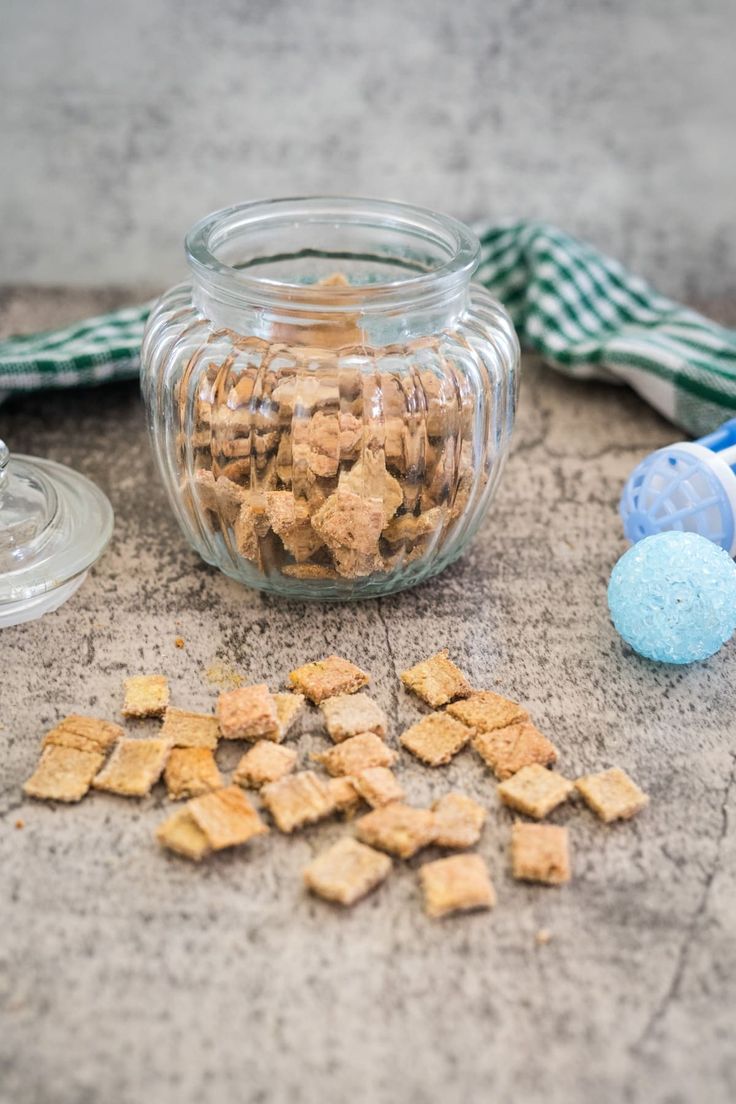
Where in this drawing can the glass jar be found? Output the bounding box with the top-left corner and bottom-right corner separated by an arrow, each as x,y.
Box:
141,198 -> 519,599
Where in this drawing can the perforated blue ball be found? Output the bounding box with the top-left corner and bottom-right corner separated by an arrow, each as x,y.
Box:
608,531 -> 736,664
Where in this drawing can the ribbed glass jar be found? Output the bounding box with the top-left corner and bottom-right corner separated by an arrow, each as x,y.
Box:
140,198 -> 519,599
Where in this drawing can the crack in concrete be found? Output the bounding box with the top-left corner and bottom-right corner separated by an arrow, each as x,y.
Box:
634,751 -> 736,1051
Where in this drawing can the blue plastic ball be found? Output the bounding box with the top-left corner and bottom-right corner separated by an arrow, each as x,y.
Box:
608,531 -> 736,664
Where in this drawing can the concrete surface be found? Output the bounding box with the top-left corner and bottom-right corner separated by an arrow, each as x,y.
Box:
1,0 -> 735,302
1,289 -> 735,1104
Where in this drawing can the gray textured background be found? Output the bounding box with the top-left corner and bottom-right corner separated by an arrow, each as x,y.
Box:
1,0 -> 734,300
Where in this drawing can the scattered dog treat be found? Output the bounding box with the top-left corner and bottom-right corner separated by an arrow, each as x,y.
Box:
327,776 -> 363,818
472,722 -> 558,781
355,802 -> 436,858
352,766 -> 404,808
431,792 -> 486,849
156,807 -> 211,861
122,675 -> 170,718
289,655 -> 370,703
400,650 -> 472,708
497,764 -> 574,820
187,785 -> 268,851
400,712 -> 473,767
164,748 -> 222,800
261,770 -> 336,833
303,837 -> 392,906
313,732 -> 398,777
93,737 -> 171,797
575,767 -> 649,822
447,690 -> 528,733
320,692 -> 387,743
511,822 -> 571,885
419,853 -> 496,919
233,741 -> 297,789
160,707 -> 219,749
273,692 -> 306,740
23,714 -> 122,803
217,684 -> 279,741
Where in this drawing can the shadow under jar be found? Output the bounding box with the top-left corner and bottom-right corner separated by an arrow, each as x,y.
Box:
141,197 -> 520,599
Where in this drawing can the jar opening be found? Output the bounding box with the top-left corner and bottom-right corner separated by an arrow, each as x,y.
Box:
185,197 -> 480,315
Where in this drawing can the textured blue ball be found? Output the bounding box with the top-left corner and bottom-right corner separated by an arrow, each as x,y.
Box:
608,531 -> 736,664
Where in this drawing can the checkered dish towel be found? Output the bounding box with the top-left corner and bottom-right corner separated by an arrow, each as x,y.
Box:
2,220 -> 735,436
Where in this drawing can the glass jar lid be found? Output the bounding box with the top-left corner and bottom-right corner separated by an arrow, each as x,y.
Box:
0,440 -> 114,627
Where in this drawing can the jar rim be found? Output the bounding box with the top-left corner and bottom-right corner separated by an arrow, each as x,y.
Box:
184,196 -> 480,314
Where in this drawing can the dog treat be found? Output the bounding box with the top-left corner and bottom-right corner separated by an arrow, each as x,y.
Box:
352,766 -> 404,808
261,770 -> 336,833
217,684 -> 279,741
122,675 -> 170,718
273,692 -> 306,739
23,714 -> 122,803
575,767 -> 649,822
327,776 -> 364,818
498,764 -> 574,819
233,741 -> 297,789
431,792 -> 487,849
186,785 -> 268,850
289,655 -> 370,703
419,853 -> 496,919
160,707 -> 220,749
282,563 -> 340,580
320,692 -> 387,743
164,748 -> 222,800
355,802 -> 436,859
511,822 -> 571,885
472,722 -> 558,781
400,650 -> 472,708
447,690 -> 528,733
303,837 -> 392,906
156,807 -> 212,861
93,737 -> 171,797
400,712 -> 473,767
313,732 -> 398,777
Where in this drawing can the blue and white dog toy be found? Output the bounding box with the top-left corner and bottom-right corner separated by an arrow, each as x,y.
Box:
620,417 -> 736,555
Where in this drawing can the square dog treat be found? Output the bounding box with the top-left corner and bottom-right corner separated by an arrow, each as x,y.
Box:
447,690 -> 528,733
156,807 -> 212,862
164,748 -> 222,800
122,675 -> 170,718
472,722 -> 558,781
304,837 -> 392,906
313,732 -> 398,777
431,792 -> 487,849
355,803 -> 436,859
42,714 -> 123,756
328,776 -> 363,818
289,655 -> 370,704
273,692 -> 306,740
187,785 -> 268,851
511,822 -> 571,885
498,764 -> 574,819
217,684 -> 279,741
320,692 -> 387,743
261,770 -> 336,833
400,712 -> 473,767
233,741 -> 297,789
575,767 -> 649,822
400,649 -> 472,708
419,853 -> 496,918
24,745 -> 108,803
352,767 -> 405,808
160,707 -> 219,749
93,738 -> 171,797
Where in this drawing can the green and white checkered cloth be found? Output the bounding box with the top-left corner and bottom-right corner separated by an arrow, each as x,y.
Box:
2,220 -> 735,436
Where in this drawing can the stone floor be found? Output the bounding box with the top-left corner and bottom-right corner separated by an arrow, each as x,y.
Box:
1,291 -> 734,1104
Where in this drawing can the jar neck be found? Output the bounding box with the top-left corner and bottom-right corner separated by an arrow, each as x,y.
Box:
185,197 -> 479,344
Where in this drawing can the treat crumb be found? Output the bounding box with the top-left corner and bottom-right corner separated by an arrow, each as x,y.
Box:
15,819 -> 24,830
535,928 -> 552,945
175,637 -> 185,649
